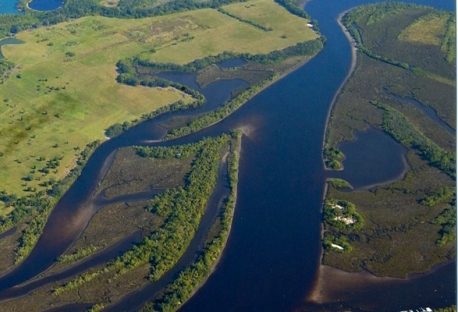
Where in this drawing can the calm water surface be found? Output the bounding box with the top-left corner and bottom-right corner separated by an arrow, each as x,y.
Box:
28,0 -> 62,11
0,0 -> 22,14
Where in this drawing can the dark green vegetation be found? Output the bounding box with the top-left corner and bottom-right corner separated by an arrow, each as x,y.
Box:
1,133 -> 241,311
142,132 -> 241,311
0,0 -> 310,40
434,306 -> 457,312
117,37 -> 324,139
323,199 -> 363,231
322,3 -> 456,277
217,8 -> 273,31
323,147 -> 344,170
0,141 -> 99,266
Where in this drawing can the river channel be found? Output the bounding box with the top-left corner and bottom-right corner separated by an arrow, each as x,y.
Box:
0,0 -> 455,311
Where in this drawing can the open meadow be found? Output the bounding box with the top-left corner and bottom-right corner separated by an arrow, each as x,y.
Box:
0,0 -> 317,203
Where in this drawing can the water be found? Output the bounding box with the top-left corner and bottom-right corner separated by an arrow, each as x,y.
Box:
28,0 -> 62,11
331,127 -> 409,189
0,37 -> 23,59
0,0 -> 22,14
0,0 -> 455,310
217,58 -> 247,69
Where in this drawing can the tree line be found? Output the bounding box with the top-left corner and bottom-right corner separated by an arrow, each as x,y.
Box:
52,133 -> 236,295
0,141 -> 99,263
141,131 -> 241,312
373,101 -> 456,178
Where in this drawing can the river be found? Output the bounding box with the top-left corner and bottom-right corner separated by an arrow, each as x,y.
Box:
0,0 -> 455,311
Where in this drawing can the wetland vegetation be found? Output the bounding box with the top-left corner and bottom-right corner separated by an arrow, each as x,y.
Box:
322,3 -> 456,278
0,0 -> 323,309
0,0 -> 320,272
0,132 -> 241,311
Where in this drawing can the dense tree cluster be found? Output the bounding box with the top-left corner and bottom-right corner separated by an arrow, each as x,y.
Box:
57,245 -> 98,264
323,199 -> 363,231
374,102 -> 456,178
322,233 -> 352,253
0,0 -> 247,39
53,134 -> 237,295
432,203 -> 456,246
129,38 -> 324,74
217,8 -> 272,32
0,141 -> 99,263
141,131 -> 241,311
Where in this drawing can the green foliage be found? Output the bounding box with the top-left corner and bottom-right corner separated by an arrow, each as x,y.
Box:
0,59 -> 15,76
0,0 -> 246,39
323,199 -> 364,231
217,8 -> 272,32
5,141 -> 99,263
328,178 -> 351,188
435,305 -> 457,312
87,304 -> 105,312
323,233 -> 352,253
432,203 -> 456,246
376,103 -> 456,178
342,3 -> 431,70
323,147 -> 344,160
141,131 -> 241,312
441,15 -> 456,63
326,159 -> 342,170
420,187 -> 455,207
58,245 -> 98,264
53,134 -> 235,295
274,0 -> 309,19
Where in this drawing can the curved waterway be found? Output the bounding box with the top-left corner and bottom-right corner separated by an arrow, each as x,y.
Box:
0,0 -> 455,311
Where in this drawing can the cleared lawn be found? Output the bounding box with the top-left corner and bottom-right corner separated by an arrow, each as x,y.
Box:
0,0 -> 317,201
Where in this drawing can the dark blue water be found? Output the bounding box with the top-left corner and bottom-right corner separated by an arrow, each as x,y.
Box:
28,0 -> 62,11
332,127 -> 409,189
217,58 -> 247,69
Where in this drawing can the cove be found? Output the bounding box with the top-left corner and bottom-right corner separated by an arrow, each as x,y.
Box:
0,38 -> 23,59
27,0 -> 63,11
0,0 -> 455,311
330,127 -> 409,190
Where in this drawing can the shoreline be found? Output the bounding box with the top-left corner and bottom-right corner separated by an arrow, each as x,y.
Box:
307,259 -> 456,305
321,8 -> 358,161
312,8 -> 358,292
177,134 -> 242,311
164,51 -> 321,141
311,7 -> 456,306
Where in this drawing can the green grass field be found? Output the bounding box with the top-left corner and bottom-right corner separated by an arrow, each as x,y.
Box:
0,0 -> 317,204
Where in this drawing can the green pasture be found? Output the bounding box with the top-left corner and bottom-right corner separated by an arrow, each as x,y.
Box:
0,0 -> 317,203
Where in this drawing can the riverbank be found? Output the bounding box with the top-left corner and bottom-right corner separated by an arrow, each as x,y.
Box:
173,134 -> 242,311
307,259 -> 456,309
321,8 -> 357,155
317,2 -> 455,283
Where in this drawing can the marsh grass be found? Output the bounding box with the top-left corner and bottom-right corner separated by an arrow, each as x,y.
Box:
323,4 -> 456,277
